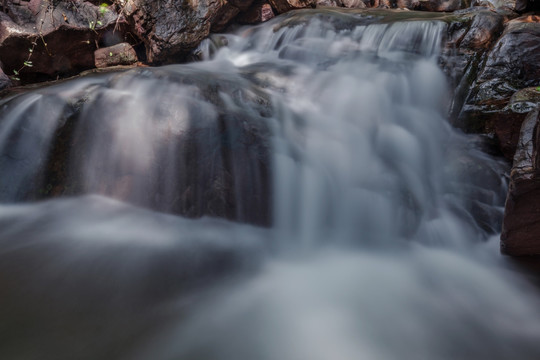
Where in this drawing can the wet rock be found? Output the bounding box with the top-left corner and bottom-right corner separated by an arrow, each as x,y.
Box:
268,0 -> 316,13
94,43 -> 138,68
0,1 -> 121,83
460,11 -> 505,49
457,15 -> 540,158
455,88 -> 539,159
122,0 -> 257,64
501,109 -> 540,256
442,9 -> 506,125
0,66 -> 273,226
477,16 -> 540,92
237,0 -> 276,24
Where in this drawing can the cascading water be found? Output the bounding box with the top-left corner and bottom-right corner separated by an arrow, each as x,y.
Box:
1,8 -> 540,360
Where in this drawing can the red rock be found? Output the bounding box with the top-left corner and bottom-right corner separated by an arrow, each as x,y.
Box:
94,43 -> 138,68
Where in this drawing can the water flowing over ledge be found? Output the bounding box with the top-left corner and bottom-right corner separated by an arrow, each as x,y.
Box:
1,8 -> 539,360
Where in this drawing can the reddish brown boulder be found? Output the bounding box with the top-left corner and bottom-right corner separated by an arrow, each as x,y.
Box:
94,43 -> 138,68
501,109 -> 540,256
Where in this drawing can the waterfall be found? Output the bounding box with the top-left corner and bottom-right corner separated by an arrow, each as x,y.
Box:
0,8 -> 539,360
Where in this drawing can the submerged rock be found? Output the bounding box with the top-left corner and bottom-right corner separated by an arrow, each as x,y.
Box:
0,65 -> 274,226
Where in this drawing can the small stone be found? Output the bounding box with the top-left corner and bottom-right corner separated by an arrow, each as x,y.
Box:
94,43 -> 138,68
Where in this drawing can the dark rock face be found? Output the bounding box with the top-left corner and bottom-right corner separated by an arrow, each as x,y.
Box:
94,42 -> 138,68
477,16 -> 540,93
457,15 -> 540,159
0,1 -> 121,83
501,109 -> 540,256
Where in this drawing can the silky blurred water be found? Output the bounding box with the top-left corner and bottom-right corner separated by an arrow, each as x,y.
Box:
0,8 -> 539,360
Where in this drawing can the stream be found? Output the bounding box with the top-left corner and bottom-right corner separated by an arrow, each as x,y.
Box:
1,8 -> 540,360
